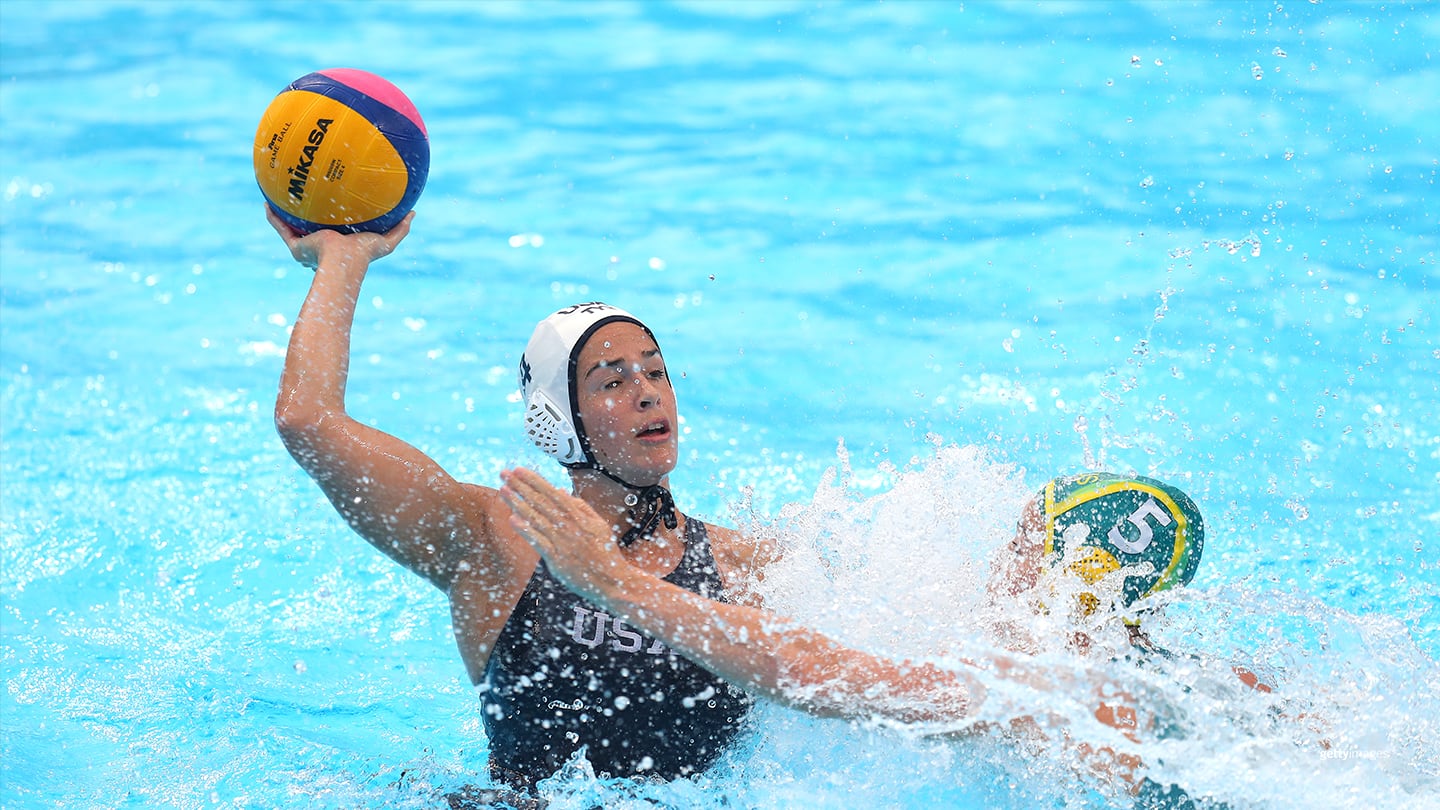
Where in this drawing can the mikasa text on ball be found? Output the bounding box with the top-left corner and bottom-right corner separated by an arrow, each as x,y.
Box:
254,68 -> 428,234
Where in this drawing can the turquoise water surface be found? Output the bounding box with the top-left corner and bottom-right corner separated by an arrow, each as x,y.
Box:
3,2 -> 1437,808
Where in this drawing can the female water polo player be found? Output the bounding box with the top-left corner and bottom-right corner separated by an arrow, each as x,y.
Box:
268,210 -> 772,793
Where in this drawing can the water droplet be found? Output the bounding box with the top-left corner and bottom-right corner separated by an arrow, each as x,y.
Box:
1252,63 -> 1264,80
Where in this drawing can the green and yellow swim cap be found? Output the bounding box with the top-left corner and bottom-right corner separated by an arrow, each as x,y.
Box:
1041,472 -> 1205,612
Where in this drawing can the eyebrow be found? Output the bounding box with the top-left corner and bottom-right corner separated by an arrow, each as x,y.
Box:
585,348 -> 662,379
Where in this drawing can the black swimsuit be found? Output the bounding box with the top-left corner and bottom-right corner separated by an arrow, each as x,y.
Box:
480,518 -> 752,786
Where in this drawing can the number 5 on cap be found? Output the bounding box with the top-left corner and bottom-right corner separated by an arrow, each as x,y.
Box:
1109,498 -> 1172,554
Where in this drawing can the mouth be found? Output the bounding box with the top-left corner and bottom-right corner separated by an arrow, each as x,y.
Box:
636,420 -> 672,441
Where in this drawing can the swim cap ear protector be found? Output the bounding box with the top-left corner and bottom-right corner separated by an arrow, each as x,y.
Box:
1041,472 -> 1205,613
518,302 -> 657,467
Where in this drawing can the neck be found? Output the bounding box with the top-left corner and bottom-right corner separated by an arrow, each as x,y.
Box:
569,467 -> 679,547
570,467 -> 667,509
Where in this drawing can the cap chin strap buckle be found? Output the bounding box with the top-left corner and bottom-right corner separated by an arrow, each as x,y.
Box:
619,484 -> 678,547
592,466 -> 678,547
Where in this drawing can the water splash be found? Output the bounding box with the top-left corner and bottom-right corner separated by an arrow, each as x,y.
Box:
755,441 -> 1031,659
719,445 -> 1440,808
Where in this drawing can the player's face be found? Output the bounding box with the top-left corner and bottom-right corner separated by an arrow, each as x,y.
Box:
574,322 -> 678,485
990,498 -> 1045,601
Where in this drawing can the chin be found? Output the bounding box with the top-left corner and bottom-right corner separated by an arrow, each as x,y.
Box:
639,451 -> 679,480
599,447 -> 678,483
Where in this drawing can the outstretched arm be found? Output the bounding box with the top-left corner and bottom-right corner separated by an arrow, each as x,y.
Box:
271,209 -> 526,592
498,467 -> 993,726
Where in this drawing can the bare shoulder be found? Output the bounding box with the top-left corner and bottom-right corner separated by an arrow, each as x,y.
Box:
704,522 -> 781,607
450,481 -> 539,581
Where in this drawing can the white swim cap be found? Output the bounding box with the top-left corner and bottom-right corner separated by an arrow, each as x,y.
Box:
518,302 -> 656,467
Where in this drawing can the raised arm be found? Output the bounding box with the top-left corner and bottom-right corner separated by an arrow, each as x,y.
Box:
270,209 -> 526,592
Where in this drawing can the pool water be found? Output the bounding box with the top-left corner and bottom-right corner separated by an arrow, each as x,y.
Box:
3,1 -> 1437,808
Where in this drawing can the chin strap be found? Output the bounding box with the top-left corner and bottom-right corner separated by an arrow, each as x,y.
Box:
593,467 -> 678,547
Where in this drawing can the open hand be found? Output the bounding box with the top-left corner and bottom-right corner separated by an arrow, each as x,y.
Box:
499,467 -> 631,602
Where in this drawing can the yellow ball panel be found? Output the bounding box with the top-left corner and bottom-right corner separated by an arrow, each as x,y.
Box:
253,91 -> 409,226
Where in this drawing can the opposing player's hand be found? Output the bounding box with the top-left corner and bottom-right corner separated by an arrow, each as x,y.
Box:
265,206 -> 414,270
499,467 -> 630,601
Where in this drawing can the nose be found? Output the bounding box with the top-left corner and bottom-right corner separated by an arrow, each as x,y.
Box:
633,375 -> 662,409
